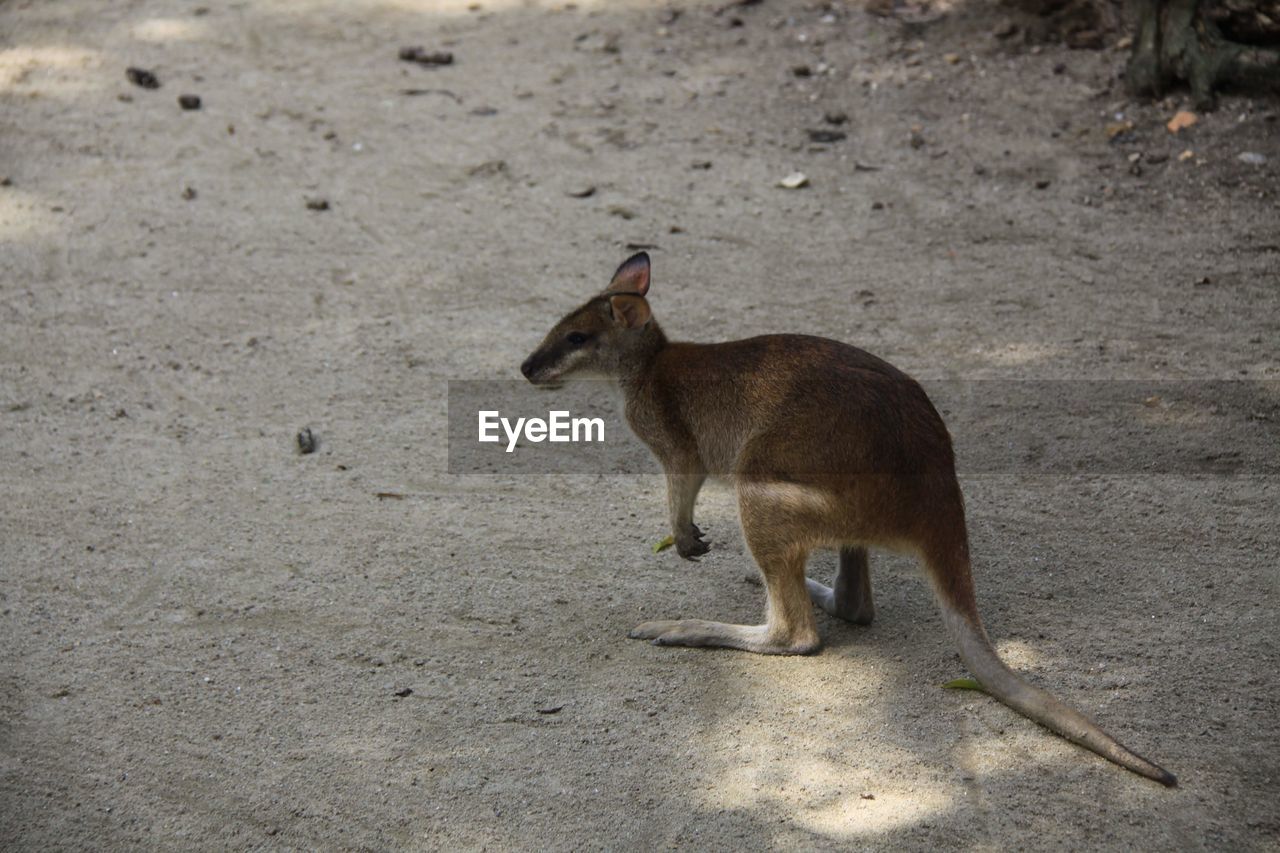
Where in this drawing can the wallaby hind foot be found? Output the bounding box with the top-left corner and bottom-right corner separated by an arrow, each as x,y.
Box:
630,534 -> 821,655
627,619 -> 818,655
806,546 -> 876,625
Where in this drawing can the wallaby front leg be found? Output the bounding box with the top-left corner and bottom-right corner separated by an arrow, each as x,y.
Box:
665,467 -> 708,560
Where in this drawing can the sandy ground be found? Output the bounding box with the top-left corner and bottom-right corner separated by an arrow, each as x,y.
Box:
2,0 -> 1279,849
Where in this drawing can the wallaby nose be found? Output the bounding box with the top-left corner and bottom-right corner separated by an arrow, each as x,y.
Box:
520,356 -> 535,379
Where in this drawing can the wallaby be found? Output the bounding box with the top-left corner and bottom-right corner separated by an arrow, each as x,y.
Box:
520,252 -> 1176,786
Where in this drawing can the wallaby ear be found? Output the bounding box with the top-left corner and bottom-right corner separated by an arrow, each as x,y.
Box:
607,252 -> 650,296
610,294 -> 651,329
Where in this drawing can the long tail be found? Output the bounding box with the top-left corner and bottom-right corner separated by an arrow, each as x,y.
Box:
936,602 -> 1177,786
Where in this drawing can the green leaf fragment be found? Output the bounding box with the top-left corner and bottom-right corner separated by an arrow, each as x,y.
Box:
652,534 -> 675,554
942,677 -> 984,692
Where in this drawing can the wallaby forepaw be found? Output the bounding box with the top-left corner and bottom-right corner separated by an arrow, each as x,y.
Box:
676,525 -> 710,560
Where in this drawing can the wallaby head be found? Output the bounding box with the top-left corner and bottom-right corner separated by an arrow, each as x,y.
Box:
520,252 -> 659,385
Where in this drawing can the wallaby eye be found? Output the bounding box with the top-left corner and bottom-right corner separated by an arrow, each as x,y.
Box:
566,332 -> 589,346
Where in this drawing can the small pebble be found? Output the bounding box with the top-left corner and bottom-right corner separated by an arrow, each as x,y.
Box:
178,94 -> 201,110
126,67 -> 160,89
1237,152 -> 1266,165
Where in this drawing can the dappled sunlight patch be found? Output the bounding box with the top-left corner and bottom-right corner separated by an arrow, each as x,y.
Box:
970,340 -> 1062,367
0,189 -> 59,241
991,637 -> 1042,670
0,45 -> 101,96
701,730 -> 955,838
131,17 -> 210,43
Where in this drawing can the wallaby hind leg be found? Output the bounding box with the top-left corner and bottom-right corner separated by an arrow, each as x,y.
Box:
806,546 -> 875,625
630,485 -> 821,655
629,545 -> 819,654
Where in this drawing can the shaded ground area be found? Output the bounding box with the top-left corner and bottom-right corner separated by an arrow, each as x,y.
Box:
1,0 -> 1278,848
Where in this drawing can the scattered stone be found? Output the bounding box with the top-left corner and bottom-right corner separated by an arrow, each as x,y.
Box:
1052,62 -> 1067,75
607,205 -> 637,219
470,106 -> 498,116
778,171 -> 809,189
467,160 -> 507,177
823,110 -> 848,125
567,186 -> 596,198
305,198 -> 330,211
908,128 -> 925,149
993,19 -> 1017,39
182,186 -> 197,200
0,177 -> 11,187
1105,120 -> 1135,141
691,160 -> 713,170
943,52 -> 962,65
126,67 -> 160,89
1066,29 -> 1103,49
860,792 -> 875,800
399,47 -> 454,66
1146,152 -> 1169,164
537,705 -> 564,714
791,64 -> 813,78
1035,179 -> 1052,189
178,94 -> 201,110
393,687 -> 413,698
1166,110 -> 1198,133
807,129 -> 846,143
296,428 -> 317,454
871,201 -> 884,210
1238,152 -> 1267,165
1178,149 -> 1195,162
401,88 -> 461,101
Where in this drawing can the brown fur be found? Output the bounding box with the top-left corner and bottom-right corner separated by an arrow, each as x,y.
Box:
521,253 -> 1176,786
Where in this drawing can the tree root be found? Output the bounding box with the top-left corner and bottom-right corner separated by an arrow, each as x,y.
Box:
1126,0 -> 1280,108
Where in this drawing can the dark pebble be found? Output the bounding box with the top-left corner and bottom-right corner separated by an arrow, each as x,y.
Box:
126,67 -> 160,89
306,199 -> 330,211
399,47 -> 454,66
807,129 -> 846,143
823,111 -> 848,125
297,428 -> 317,454
1034,179 -> 1052,189
178,94 -> 202,110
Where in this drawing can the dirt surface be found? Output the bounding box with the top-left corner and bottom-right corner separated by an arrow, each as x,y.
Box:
2,0 -> 1279,849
